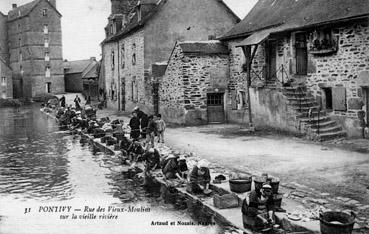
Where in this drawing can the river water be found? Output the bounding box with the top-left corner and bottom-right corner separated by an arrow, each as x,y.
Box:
0,105 -> 226,234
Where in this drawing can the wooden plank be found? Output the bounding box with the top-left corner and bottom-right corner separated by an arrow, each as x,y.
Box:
332,87 -> 346,111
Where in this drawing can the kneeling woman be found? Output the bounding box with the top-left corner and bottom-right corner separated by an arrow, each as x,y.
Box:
241,183 -> 275,231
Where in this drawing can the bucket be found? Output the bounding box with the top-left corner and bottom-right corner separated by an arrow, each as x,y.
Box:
253,176 -> 267,191
319,211 -> 355,234
267,177 -> 280,194
273,193 -> 283,208
229,178 -> 252,193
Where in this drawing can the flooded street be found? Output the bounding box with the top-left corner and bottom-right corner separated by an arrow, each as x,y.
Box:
0,105 -> 225,234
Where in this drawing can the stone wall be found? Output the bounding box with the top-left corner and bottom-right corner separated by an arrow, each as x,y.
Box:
160,43 -> 230,125
102,41 -> 119,109
118,30 -> 148,113
305,21 -> 369,137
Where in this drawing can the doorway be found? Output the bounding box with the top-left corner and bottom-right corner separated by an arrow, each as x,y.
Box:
121,80 -> 125,111
152,82 -> 159,115
267,40 -> 277,80
207,93 -> 224,123
295,33 -> 308,75
322,87 -> 333,110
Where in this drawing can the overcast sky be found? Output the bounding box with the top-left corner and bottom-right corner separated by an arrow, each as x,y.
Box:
0,0 -> 257,61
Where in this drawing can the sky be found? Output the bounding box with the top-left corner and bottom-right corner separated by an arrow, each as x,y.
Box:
0,0 -> 258,61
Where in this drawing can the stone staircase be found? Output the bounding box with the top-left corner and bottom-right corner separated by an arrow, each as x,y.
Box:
282,85 -> 346,141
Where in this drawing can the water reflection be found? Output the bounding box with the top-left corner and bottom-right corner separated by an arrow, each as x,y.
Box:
0,105 -> 226,234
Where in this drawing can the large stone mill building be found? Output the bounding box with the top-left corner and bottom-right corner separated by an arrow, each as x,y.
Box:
0,0 -> 64,99
100,0 -> 240,113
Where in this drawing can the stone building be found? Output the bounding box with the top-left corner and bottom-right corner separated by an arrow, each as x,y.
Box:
101,0 -> 239,113
216,0 -> 369,139
0,12 -> 12,99
160,41 -> 229,125
7,0 -> 64,98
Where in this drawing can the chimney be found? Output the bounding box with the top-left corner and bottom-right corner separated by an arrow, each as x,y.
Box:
49,0 -> 56,8
90,57 -> 96,61
12,4 -> 17,9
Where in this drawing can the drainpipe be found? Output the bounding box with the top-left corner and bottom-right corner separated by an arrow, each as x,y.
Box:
117,41 -> 121,111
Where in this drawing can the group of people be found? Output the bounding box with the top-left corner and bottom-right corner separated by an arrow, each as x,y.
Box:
44,97 -> 277,232
129,107 -> 166,148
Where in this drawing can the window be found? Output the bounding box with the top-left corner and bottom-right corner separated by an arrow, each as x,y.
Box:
45,66 -> 51,77
43,24 -> 48,34
1,90 -> 6,99
45,52 -> 50,61
20,65 -> 24,76
19,38 -> 21,47
131,78 -> 138,101
44,38 -> 49,48
19,50 -> 22,61
121,45 -> 125,69
18,24 -> 21,31
207,93 -> 223,106
132,43 -> 136,65
111,51 -> 115,70
110,24 -> 113,34
1,77 -> 6,86
46,82 -> 51,93
42,9 -> 48,16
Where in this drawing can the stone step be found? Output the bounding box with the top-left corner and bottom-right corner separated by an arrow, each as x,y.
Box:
283,92 -> 308,97
287,100 -> 316,106
283,86 -> 307,92
297,110 -> 327,118
286,97 -> 315,102
306,120 -> 337,129
317,131 -> 346,141
299,115 -> 330,123
292,105 -> 321,112
310,125 -> 342,134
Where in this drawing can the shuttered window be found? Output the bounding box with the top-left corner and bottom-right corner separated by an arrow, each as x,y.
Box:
332,87 -> 346,111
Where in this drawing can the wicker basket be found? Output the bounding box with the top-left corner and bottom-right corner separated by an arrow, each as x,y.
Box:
229,178 -> 252,193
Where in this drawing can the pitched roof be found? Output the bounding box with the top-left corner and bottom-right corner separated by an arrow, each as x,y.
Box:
8,0 -> 62,22
103,0 -> 240,44
103,0 -> 163,44
221,0 -> 369,40
64,59 -> 92,74
178,41 -> 229,55
82,62 -> 100,79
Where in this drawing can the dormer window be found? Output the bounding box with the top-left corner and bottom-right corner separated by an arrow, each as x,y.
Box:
137,5 -> 142,22
42,9 -> 48,17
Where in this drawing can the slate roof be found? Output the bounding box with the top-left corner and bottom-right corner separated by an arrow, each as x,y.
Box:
221,0 -> 369,40
64,60 -> 92,74
178,41 -> 229,55
82,62 -> 100,79
7,0 -> 62,22
103,0 -> 239,44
